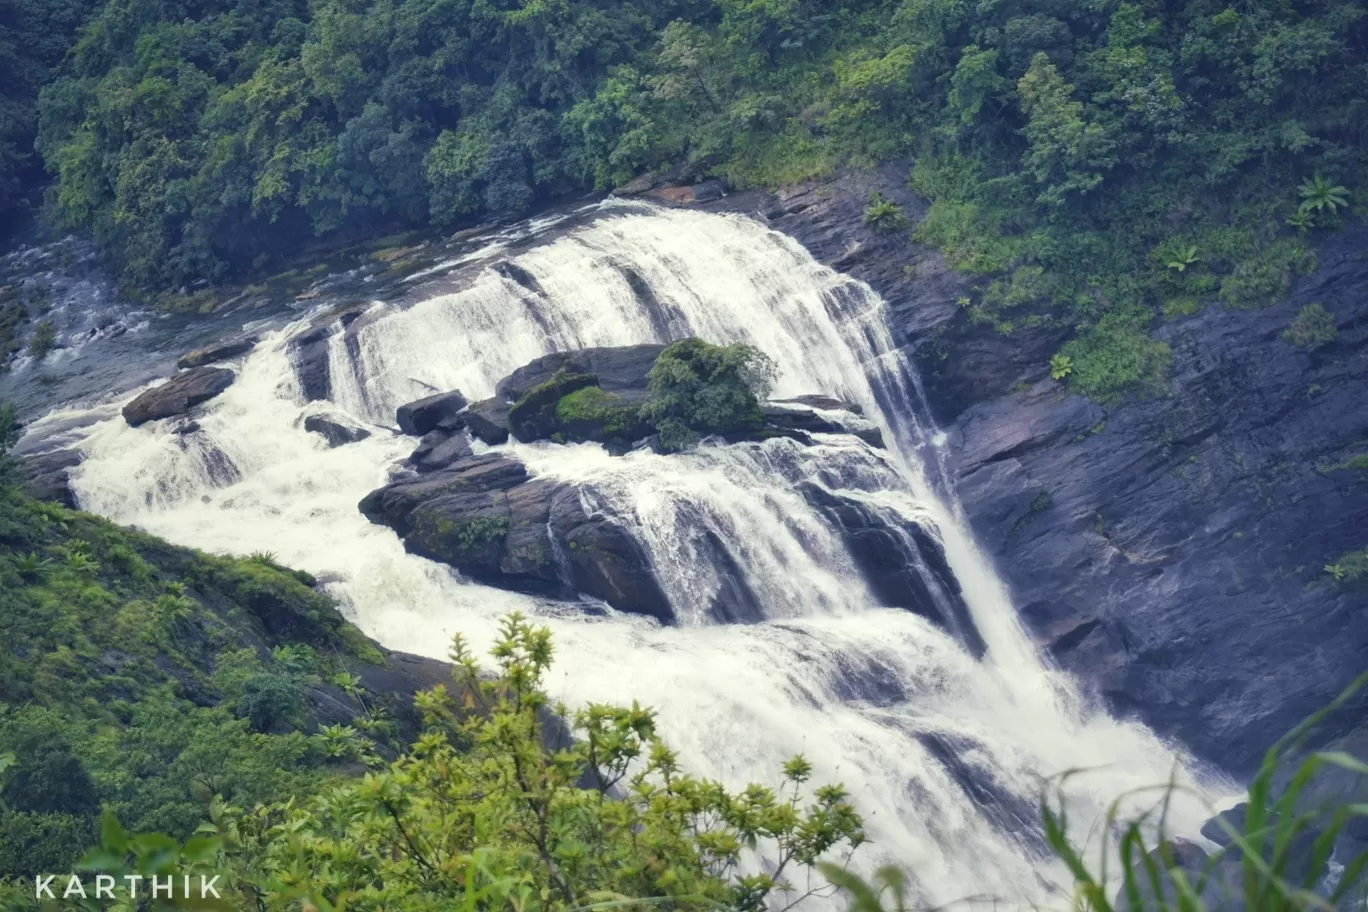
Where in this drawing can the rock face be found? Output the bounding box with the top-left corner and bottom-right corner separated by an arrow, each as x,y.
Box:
396,390 -> 468,436
715,168 -> 1368,775
406,429 -> 474,472
463,398 -> 512,445
303,414 -> 371,447
123,367 -> 235,427
176,335 -> 258,369
358,454 -> 672,622
801,483 -> 984,656
19,447 -> 82,507
286,304 -> 368,402
763,402 -> 884,448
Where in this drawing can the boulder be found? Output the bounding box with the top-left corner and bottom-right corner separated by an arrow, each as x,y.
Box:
801,482 -> 985,656
304,414 -> 372,448
463,398 -> 512,445
613,174 -> 656,196
286,323 -> 334,403
177,335 -> 258,369
396,390 -> 469,436
123,367 -> 235,427
496,344 -> 667,402
407,430 -> 474,473
359,454 -> 671,622
549,489 -> 673,624
508,371 -> 600,441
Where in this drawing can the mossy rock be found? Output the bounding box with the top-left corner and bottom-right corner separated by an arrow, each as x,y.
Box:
508,369 -> 600,441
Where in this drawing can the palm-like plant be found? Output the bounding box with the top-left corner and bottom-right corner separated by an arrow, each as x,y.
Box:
1297,174 -> 1349,215
1285,209 -> 1316,234
1165,245 -> 1200,272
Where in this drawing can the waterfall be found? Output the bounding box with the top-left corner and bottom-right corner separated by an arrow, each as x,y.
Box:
57,200 -> 1228,908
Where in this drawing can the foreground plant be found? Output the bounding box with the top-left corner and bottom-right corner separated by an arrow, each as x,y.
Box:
42,614 -> 863,911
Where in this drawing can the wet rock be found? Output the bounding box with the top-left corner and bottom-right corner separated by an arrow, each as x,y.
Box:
613,175 -> 656,196
773,395 -> 864,415
647,180 -> 727,205
507,370 -> 600,441
286,304 -> 368,402
549,488 -> 673,624
304,414 -> 372,448
762,401 -> 884,447
358,454 -> 671,622
176,335 -> 258,369
396,389 -> 469,436
463,398 -> 512,445
287,324 -> 333,402
123,367 -> 235,427
19,448 -> 82,507
496,344 -> 666,402
801,482 -> 985,656
407,429 -> 474,472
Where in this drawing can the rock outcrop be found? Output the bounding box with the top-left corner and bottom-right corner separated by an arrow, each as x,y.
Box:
358,453 -> 672,622
123,367 -> 235,427
801,483 -> 984,656
18,447 -> 82,507
303,413 -> 372,447
176,334 -> 258,369
713,167 -> 1368,775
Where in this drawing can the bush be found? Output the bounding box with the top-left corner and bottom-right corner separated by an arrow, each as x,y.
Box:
1282,304 -> 1339,351
641,338 -> 777,452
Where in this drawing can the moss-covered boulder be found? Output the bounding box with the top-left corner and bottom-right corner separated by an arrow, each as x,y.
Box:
507,369 -> 601,441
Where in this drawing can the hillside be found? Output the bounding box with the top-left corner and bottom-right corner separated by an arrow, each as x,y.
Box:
0,410 -> 448,878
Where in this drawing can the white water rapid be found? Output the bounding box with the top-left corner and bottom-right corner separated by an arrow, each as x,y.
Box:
52,201 -> 1227,908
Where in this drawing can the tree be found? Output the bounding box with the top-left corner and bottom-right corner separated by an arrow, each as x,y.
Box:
1017,53 -> 1118,207
73,614 -> 866,910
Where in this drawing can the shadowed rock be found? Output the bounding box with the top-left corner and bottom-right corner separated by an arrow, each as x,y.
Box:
396,390 -> 468,436
304,414 -> 372,447
123,367 -> 235,427
359,453 -> 671,622
177,335 -> 258,369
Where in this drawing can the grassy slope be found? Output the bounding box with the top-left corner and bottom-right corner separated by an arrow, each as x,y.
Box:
0,480 -> 429,876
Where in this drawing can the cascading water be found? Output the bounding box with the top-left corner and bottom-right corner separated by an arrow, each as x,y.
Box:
49,200 -> 1229,907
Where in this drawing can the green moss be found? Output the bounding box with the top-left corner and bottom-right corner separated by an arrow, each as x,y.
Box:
554,387 -> 650,444
508,369 -> 600,441
1325,545 -> 1368,588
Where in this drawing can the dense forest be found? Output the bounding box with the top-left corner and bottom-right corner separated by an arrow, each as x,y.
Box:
1,0 -> 1365,396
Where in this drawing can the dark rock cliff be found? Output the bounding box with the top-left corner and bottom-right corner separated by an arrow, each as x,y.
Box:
708,166 -> 1368,775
